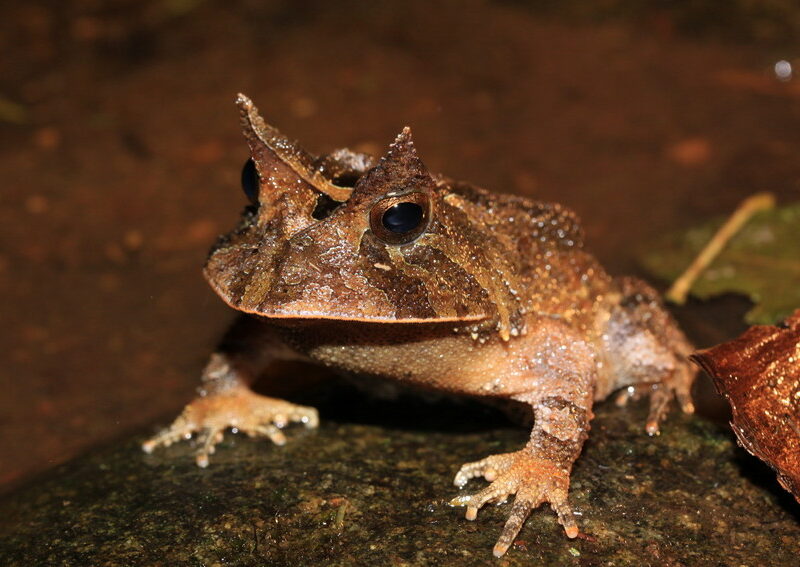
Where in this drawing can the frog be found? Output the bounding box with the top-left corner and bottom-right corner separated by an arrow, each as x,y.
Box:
143,94 -> 697,557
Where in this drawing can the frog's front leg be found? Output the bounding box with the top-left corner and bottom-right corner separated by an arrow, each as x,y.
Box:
450,331 -> 595,557
142,316 -> 318,467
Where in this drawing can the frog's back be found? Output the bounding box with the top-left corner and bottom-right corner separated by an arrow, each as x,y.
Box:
437,178 -> 611,326
440,179 -> 585,254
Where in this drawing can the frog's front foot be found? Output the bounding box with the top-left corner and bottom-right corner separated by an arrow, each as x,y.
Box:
450,450 -> 578,557
142,386 -> 318,467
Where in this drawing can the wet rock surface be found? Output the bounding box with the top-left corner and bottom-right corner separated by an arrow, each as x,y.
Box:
2,399 -> 798,566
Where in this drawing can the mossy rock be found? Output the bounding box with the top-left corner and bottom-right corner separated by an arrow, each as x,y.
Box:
1,399 -> 798,566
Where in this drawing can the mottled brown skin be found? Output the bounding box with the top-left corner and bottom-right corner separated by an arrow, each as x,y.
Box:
143,94 -> 697,557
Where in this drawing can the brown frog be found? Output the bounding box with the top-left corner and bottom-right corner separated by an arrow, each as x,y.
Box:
143,94 -> 697,557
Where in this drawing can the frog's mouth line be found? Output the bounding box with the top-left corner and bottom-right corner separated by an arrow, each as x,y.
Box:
207,281 -> 489,325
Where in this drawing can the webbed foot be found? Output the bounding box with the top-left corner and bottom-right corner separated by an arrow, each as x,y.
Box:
142,386 -> 318,467
450,450 -> 577,557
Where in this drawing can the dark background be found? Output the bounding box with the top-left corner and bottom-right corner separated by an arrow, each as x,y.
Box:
2,0 -> 799,492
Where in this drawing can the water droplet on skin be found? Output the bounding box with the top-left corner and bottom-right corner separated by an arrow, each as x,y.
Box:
282,265 -> 304,285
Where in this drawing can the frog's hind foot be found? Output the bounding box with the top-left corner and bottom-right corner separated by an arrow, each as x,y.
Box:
614,367 -> 695,435
142,386 -> 318,467
450,450 -> 578,557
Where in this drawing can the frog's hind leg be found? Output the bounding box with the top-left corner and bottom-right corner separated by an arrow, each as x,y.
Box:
604,277 -> 697,434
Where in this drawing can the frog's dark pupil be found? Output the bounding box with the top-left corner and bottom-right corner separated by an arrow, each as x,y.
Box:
382,202 -> 423,233
241,158 -> 259,204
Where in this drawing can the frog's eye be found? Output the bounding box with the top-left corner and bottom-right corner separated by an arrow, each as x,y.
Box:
369,192 -> 430,245
241,158 -> 259,204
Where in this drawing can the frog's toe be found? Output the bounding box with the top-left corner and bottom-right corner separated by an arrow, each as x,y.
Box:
614,384 -> 646,407
195,427 -> 225,467
674,380 -> 695,415
644,385 -> 674,435
644,377 -> 694,435
449,482 -> 514,520
142,410 -> 227,468
453,452 -> 516,488
240,423 -> 287,446
615,377 -> 695,435
141,417 -> 194,454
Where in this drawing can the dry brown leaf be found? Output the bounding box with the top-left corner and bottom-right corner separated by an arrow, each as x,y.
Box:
692,309 -> 800,501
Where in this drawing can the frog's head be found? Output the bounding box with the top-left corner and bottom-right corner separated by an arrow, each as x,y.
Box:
204,95 -> 523,338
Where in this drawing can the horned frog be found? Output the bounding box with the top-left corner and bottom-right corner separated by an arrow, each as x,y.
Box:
144,94 -> 697,557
